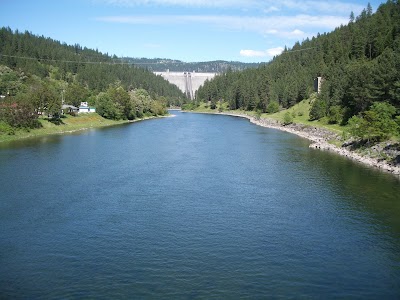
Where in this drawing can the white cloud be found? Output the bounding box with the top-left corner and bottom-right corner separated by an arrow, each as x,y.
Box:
96,14 -> 348,33
240,47 -> 284,58
266,47 -> 284,56
97,0 -> 365,14
291,29 -> 304,35
240,50 -> 267,57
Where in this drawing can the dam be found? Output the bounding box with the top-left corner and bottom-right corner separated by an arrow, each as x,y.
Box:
154,71 -> 216,99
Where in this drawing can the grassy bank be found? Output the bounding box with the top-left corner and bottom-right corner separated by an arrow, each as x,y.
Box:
0,113 -> 161,143
184,100 -> 400,173
187,99 -> 344,137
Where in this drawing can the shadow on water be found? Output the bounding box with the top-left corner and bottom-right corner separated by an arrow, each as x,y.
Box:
284,141 -> 400,237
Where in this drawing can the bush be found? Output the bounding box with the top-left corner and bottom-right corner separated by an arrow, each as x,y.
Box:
348,102 -> 398,142
266,101 -> 279,114
182,103 -> 196,110
0,121 -> 15,135
283,111 -> 293,125
309,98 -> 326,120
255,109 -> 262,120
328,105 -> 344,124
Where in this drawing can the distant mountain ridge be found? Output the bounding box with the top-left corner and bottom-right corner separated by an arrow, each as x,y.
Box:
122,57 -> 261,73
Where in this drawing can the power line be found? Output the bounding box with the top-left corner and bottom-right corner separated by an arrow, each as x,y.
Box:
0,53 -> 132,65
280,47 -> 317,54
0,53 -> 193,66
0,47 -> 318,67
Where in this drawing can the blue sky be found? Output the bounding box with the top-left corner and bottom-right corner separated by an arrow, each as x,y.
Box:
0,0 -> 385,63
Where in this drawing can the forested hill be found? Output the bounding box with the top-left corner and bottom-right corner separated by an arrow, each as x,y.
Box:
122,58 -> 260,72
196,1 -> 400,126
0,27 -> 186,101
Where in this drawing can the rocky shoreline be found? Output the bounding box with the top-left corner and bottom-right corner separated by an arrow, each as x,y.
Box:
219,111 -> 400,177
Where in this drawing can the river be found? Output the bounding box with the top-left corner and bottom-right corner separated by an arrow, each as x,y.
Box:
1,110 -> 399,298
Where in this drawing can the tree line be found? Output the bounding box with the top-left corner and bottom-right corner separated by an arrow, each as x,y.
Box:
125,58 -> 260,72
0,27 -> 187,132
196,1 -> 400,141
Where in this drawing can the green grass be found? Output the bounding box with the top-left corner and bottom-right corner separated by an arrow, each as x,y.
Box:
187,99 -> 345,135
0,113 -> 158,143
266,98 -> 344,134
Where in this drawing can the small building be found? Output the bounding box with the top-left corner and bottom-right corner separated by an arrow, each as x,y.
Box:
314,77 -> 324,94
62,104 -> 78,115
78,102 -> 96,113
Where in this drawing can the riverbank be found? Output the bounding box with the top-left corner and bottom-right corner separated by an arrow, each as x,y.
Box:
0,113 -> 168,143
186,109 -> 400,177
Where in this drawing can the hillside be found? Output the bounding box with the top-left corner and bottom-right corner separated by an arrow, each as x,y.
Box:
0,27 -> 190,137
196,1 -> 400,134
0,27 -> 186,103
121,58 -> 260,73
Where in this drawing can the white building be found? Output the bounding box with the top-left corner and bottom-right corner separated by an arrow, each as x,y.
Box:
314,77 -> 324,94
78,102 -> 96,113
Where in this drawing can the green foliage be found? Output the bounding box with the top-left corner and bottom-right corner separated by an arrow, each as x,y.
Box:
182,102 -> 199,110
396,116 -> 400,130
0,120 -> 15,135
348,102 -> 398,142
96,92 -> 121,120
266,101 -> 279,114
255,109 -> 262,120
328,105 -> 344,124
124,58 -> 259,72
0,65 -> 26,96
309,99 -> 327,121
0,26 -> 187,107
0,93 -> 42,129
65,83 -> 89,107
348,115 -> 368,139
283,112 -> 293,125
194,1 -> 400,137
95,85 -> 167,121
0,26 -> 179,130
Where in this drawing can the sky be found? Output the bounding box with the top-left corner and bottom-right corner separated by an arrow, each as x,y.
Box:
0,0 -> 386,63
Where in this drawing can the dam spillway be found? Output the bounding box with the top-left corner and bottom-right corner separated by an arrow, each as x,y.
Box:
154,71 -> 216,99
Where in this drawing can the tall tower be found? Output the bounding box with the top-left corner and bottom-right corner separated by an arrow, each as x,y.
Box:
314,77 -> 323,94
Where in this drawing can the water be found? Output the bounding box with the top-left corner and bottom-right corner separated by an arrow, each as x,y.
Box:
1,111 -> 400,298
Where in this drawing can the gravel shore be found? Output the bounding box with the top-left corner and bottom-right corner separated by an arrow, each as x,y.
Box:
221,112 -> 400,177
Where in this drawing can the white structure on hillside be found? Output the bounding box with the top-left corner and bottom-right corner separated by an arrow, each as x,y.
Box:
314,77 -> 324,94
79,102 -> 96,113
154,71 -> 216,100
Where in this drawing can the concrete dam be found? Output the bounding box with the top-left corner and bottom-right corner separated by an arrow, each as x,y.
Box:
154,71 -> 216,99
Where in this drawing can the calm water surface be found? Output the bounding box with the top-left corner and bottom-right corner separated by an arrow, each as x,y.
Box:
1,111 -> 400,298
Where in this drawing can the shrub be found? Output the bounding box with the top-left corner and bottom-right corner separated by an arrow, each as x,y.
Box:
283,111 -> 293,125
348,102 -> 398,142
0,121 -> 15,135
266,101 -> 279,113
309,98 -> 326,120
255,110 -> 262,120
328,105 -> 344,124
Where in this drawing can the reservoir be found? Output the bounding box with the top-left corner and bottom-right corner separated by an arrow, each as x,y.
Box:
1,110 -> 400,298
